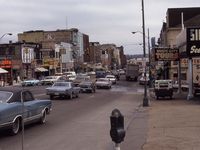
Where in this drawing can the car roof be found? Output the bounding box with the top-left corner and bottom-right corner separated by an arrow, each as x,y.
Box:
0,87 -> 31,103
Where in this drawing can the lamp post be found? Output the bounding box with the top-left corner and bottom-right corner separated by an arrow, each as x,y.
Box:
132,0 -> 149,106
0,33 -> 12,41
141,0 -> 149,106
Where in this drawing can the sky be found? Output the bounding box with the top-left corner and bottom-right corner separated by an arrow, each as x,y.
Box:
0,0 -> 200,55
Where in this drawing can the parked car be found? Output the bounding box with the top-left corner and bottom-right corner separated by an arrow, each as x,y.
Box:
79,81 -> 96,93
96,78 -> 112,89
154,80 -> 173,99
41,76 -> 66,85
21,78 -> 41,86
0,87 -> 52,135
139,73 -> 150,85
105,74 -> 117,84
46,81 -> 80,100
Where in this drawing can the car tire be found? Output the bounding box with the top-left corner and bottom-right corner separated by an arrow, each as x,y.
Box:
10,118 -> 20,135
50,95 -> 54,100
40,110 -> 47,124
69,93 -> 73,99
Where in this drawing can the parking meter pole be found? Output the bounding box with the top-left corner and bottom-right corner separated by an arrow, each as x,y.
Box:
115,143 -> 120,150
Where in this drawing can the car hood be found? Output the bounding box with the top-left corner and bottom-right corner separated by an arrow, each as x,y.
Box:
96,81 -> 109,84
46,86 -> 71,91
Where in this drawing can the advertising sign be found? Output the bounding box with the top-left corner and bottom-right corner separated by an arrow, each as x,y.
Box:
187,27 -> 200,57
154,47 -> 179,61
21,47 -> 34,64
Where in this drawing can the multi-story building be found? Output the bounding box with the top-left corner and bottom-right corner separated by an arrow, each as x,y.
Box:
18,28 -> 90,74
0,42 -> 41,85
158,7 -> 200,81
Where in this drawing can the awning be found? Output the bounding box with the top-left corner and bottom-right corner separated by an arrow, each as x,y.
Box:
35,67 -> 48,72
0,68 -> 8,74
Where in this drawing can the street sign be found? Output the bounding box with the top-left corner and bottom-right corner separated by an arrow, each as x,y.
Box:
154,47 -> 179,61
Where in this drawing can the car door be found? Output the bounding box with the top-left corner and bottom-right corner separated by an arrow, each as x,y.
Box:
22,91 -> 39,122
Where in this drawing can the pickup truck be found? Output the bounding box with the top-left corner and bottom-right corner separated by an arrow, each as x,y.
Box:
46,82 -> 80,100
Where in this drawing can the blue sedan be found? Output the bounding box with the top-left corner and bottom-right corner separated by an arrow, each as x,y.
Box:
0,87 -> 52,135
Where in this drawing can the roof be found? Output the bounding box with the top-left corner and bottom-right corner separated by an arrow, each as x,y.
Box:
167,7 -> 200,28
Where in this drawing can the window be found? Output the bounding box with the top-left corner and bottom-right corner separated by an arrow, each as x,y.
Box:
22,91 -> 34,102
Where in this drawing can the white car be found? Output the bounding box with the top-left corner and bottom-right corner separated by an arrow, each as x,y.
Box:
41,76 -> 66,85
96,78 -> 112,89
105,75 -> 117,84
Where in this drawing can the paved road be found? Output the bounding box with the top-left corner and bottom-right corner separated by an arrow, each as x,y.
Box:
0,79 -> 147,150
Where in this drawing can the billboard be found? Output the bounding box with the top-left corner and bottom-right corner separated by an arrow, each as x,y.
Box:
21,47 -> 34,64
187,27 -> 200,57
154,47 -> 179,61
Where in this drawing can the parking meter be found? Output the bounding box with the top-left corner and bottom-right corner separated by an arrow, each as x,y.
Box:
110,109 -> 126,144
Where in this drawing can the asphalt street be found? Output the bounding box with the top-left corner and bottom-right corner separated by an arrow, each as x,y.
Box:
0,79 -> 147,150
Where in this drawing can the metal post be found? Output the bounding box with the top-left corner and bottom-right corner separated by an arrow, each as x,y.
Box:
142,0 -> 149,106
187,58 -> 193,100
178,61 -> 182,93
115,143 -> 120,150
147,28 -> 151,87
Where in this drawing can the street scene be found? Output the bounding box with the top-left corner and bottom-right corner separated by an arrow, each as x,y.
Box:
1,0 -> 200,150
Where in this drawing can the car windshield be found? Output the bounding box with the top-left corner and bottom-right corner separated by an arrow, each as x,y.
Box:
53,82 -> 69,87
106,76 -> 114,78
0,91 -> 13,103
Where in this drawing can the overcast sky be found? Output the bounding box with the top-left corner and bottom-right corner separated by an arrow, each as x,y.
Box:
0,0 -> 199,54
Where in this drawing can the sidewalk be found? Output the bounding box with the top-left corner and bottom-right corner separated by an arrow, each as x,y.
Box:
143,92 -> 200,150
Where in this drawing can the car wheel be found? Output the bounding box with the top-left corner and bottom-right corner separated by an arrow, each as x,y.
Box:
76,93 -> 79,98
40,110 -> 47,124
10,118 -> 20,135
50,95 -> 54,100
69,93 -> 73,99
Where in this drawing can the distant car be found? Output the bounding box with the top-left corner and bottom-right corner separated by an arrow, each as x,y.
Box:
41,76 -> 66,85
73,75 -> 90,86
154,80 -> 173,99
67,75 -> 76,82
46,82 -> 80,100
0,87 -> 52,135
96,78 -> 112,89
79,81 -> 96,93
139,75 -> 150,85
105,75 -> 117,84
21,78 -> 41,86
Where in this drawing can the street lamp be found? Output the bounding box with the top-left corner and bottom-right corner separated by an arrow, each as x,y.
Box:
132,0 -> 149,106
0,33 -> 12,41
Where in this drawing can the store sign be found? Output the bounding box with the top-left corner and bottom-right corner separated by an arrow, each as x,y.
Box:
154,47 -> 179,61
187,27 -> 200,57
21,47 -> 34,64
0,59 -> 12,68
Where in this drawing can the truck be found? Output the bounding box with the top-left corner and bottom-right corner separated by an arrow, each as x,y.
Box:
125,64 -> 139,81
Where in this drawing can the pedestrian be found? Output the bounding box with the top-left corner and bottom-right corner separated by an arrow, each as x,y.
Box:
17,75 -> 21,83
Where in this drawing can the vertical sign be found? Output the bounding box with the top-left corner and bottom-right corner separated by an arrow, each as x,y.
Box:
21,47 -> 34,63
187,27 -> 200,57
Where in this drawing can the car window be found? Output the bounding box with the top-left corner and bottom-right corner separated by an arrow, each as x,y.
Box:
22,91 -> 34,102
0,91 -> 13,103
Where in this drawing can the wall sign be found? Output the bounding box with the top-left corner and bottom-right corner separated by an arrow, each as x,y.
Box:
187,27 -> 200,57
154,47 -> 179,61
